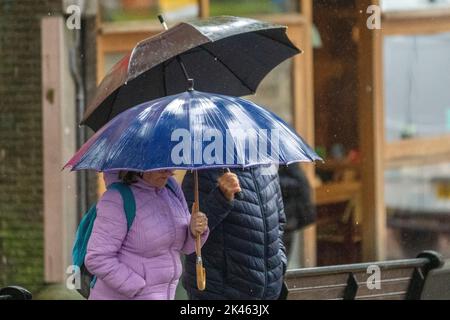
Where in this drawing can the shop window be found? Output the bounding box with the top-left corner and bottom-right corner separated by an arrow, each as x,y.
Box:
384,31 -> 450,260
384,32 -> 450,142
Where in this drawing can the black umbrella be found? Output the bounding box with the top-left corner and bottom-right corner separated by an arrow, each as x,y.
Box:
82,15 -> 301,131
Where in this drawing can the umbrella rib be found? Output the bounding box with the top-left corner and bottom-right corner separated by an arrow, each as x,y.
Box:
252,30 -> 301,53
197,45 -> 255,94
103,90 -> 121,130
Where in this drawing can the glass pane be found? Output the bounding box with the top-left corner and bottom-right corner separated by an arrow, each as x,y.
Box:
384,32 -> 450,142
385,163 -> 450,259
244,60 -> 293,125
210,0 -> 299,16
382,0 -> 450,11
99,0 -> 199,23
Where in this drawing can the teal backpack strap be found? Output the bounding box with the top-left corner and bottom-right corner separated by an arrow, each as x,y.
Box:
108,182 -> 136,231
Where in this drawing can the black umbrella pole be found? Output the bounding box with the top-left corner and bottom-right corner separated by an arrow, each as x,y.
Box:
193,171 -> 206,291
158,14 -> 193,90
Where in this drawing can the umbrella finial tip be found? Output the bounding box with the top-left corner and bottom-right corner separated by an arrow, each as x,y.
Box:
158,14 -> 168,30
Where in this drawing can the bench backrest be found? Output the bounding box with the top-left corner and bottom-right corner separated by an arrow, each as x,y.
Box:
285,251 -> 443,300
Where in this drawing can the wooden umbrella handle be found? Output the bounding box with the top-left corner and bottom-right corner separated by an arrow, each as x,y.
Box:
193,171 -> 206,291
195,234 -> 206,290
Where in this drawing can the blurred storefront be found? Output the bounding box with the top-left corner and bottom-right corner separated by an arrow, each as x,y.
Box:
313,0 -> 450,265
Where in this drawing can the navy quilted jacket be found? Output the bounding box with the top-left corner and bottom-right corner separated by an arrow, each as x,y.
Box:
181,166 -> 287,300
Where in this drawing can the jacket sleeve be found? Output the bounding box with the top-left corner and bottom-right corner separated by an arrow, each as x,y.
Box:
182,170 -> 233,232
275,175 -> 288,275
169,177 -> 209,254
85,189 -> 146,298
279,165 -> 316,230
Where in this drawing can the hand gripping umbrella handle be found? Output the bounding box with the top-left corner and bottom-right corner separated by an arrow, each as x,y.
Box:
193,171 -> 206,291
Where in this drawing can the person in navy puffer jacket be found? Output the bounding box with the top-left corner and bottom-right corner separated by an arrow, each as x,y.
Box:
181,166 -> 288,300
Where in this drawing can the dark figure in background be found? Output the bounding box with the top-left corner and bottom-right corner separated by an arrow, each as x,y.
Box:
278,165 -> 316,256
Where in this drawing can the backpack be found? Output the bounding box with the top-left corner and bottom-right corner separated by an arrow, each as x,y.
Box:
71,179 -> 178,299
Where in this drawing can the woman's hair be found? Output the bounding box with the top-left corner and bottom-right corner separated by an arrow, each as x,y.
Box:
119,171 -> 143,185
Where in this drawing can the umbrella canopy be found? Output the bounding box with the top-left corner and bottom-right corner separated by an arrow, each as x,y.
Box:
81,16 -> 301,132
66,90 -> 321,172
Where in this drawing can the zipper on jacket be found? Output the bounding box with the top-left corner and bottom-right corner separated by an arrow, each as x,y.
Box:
163,189 -> 178,300
251,168 -> 268,299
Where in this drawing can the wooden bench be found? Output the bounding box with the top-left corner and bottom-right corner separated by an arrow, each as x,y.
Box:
285,251 -> 444,300
421,259 -> 450,300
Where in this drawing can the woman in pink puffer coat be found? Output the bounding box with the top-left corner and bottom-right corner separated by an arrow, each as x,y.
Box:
85,170 -> 208,300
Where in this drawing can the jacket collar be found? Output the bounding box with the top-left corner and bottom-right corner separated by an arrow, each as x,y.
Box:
133,176 -> 165,193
